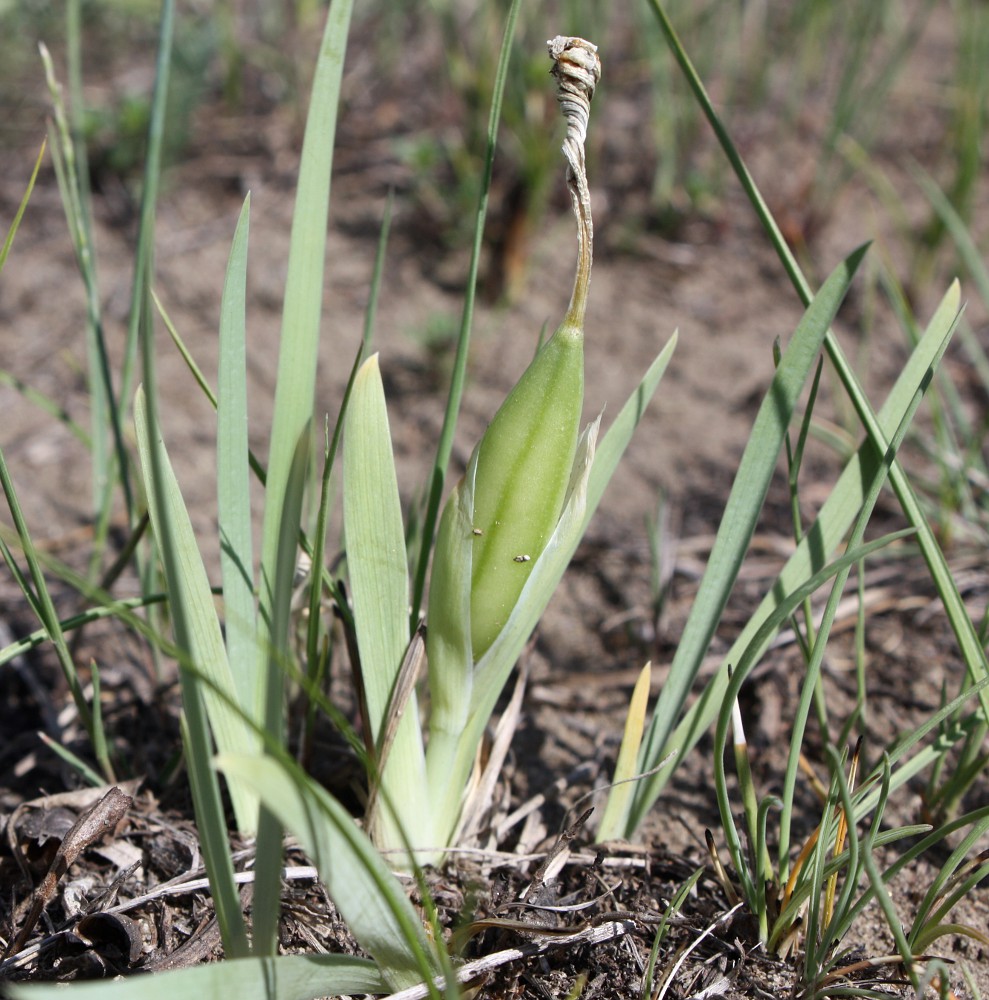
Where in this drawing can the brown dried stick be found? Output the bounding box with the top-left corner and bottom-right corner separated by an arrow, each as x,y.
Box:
3,785 -> 132,961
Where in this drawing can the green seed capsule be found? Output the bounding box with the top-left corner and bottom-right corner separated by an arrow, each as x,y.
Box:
467,319 -> 583,658
429,36 -> 600,666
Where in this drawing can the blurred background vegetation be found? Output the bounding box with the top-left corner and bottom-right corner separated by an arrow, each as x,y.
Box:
3,0 -> 985,297
2,2 -> 987,545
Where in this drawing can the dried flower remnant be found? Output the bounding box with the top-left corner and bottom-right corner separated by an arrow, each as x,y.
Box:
548,35 -> 600,330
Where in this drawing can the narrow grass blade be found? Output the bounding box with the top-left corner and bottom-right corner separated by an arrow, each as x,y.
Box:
913,163 -> 989,309
217,196 -> 258,712
153,290 -> 277,493
124,0 -> 176,694
625,281 -> 964,837
828,803 -> 989,949
135,388 -> 259,823
155,289 -> 217,406
40,40 -> 133,547
779,316 -> 959,877
135,386 -> 249,955
344,355 -> 427,853
584,333 -> 678,526
0,595 -> 165,666
124,0 -> 174,414
815,748 -> 869,981
89,0 -> 180,537
622,246 -> 868,837
217,753 -> 440,992
709,530 -> 913,913
6,953 -> 388,1000
362,190 -> 392,354
818,749 -> 890,966
647,0 -> 989,747
847,754 -> 921,993
0,371 -> 89,446
65,0 -> 113,531
857,682 -> 989,828
908,812 -> 989,951
88,659 -> 111,784
0,447 -> 99,771
37,732 -> 104,788
0,141 -> 45,271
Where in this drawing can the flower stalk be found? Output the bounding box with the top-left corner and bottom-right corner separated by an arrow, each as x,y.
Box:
425,37 -> 601,847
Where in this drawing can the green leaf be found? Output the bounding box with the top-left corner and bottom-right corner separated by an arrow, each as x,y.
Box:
913,165 -> 989,310
344,354 -> 427,853
429,418 -> 598,847
584,331 -> 678,526
0,447 -> 94,760
707,529 -> 915,915
643,0 -> 989,804
5,953 -> 388,1000
424,458 -> 476,815
0,141 -> 45,272
217,196 -> 258,714
217,753 -> 440,992
252,0 -> 356,951
135,389 -> 259,820
256,0 -> 355,705
621,245 -> 869,837
135,387 -> 251,955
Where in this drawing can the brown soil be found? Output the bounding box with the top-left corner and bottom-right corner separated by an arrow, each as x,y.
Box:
1,4 -> 987,998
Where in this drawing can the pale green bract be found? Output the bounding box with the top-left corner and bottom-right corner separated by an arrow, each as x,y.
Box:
4,956 -> 388,1000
